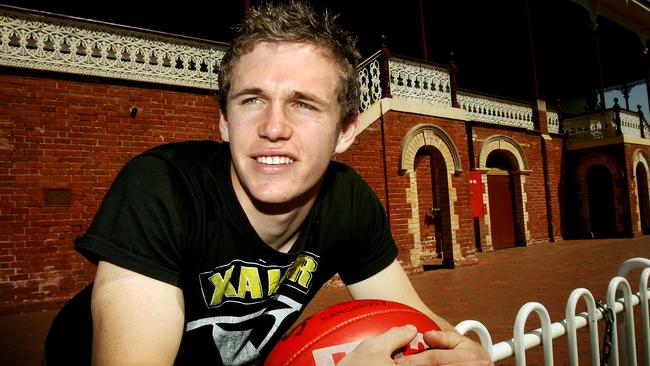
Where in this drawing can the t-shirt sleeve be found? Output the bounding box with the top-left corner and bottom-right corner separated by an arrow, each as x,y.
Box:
337,176 -> 398,285
75,155 -> 187,287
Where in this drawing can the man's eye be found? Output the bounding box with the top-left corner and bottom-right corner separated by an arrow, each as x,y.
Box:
296,101 -> 314,110
243,97 -> 260,105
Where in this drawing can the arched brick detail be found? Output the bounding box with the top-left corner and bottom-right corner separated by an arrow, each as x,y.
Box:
399,124 -> 462,267
478,135 -> 529,172
632,149 -> 650,176
632,149 -> 650,233
575,153 -> 625,236
400,124 -> 462,174
477,135 -> 531,247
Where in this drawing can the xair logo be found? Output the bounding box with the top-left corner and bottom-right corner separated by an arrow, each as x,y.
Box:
199,253 -> 319,308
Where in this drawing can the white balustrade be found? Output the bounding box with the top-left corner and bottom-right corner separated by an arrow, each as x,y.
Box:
5,6 -> 642,141
389,58 -> 451,106
0,9 -> 225,90
458,91 -> 534,130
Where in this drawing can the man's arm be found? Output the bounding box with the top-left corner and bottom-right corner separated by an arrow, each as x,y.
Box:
91,261 -> 185,365
346,259 -> 492,364
346,259 -> 454,330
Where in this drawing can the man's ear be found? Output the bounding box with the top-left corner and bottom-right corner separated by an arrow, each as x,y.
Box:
334,115 -> 359,154
219,112 -> 230,142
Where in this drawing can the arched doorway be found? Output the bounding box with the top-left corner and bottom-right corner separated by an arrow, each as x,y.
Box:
414,147 -> 450,262
636,163 -> 650,234
575,152 -> 625,238
587,165 -> 617,238
486,152 -> 517,249
399,124 -> 463,268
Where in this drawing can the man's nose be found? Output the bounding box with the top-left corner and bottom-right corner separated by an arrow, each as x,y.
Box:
259,104 -> 292,141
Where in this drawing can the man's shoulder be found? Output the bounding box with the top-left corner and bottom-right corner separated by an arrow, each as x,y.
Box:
136,140 -> 229,169
115,140 -> 229,186
326,160 -> 362,181
145,140 -> 226,159
322,161 -> 373,199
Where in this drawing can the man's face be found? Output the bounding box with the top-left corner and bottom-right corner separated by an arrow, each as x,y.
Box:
220,42 -> 357,207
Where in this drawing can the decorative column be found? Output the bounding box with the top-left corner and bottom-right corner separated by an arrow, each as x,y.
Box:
620,83 -> 630,110
418,0 -> 429,62
524,0 -> 554,241
645,42 -> 650,115
449,52 -> 459,108
591,21 -> 607,110
378,35 -> 392,221
638,105 -> 646,139
379,35 -> 392,99
614,98 -> 622,135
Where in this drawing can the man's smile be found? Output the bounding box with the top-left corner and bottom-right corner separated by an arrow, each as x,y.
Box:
255,156 -> 295,165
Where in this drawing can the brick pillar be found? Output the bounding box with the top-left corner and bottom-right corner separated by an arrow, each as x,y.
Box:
533,99 -> 549,134
533,96 -> 556,241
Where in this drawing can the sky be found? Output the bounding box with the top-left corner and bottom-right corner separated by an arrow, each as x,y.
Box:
606,85 -> 649,119
2,0 -> 648,117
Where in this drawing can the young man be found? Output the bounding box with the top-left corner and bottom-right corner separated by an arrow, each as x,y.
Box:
74,2 -> 491,365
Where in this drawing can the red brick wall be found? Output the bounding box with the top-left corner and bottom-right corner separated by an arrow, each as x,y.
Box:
0,73 -> 220,314
338,118 -> 387,206
544,135 -> 564,241
471,125 -> 558,245
371,111 -> 478,266
0,71 -> 571,314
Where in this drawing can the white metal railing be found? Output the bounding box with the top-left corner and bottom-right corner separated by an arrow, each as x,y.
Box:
0,7 -> 226,90
456,257 -> 650,365
358,50 -> 383,112
388,57 -> 452,107
457,91 -> 535,130
563,111 -> 619,143
620,110 -> 647,138
356,53 -> 547,132
563,109 -> 649,143
0,6 -> 567,135
547,111 -> 559,134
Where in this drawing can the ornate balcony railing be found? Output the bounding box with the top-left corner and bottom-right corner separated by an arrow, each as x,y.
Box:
620,109 -> 650,137
388,57 -> 451,106
356,50 -> 560,134
563,110 -> 619,143
0,6 -> 568,136
547,111 -> 560,134
0,7 -> 226,90
358,50 -> 383,112
562,104 -> 649,143
457,91 -> 534,130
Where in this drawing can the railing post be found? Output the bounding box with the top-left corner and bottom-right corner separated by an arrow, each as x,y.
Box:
638,105 -> 646,138
614,97 -> 622,135
557,99 -> 564,134
449,52 -> 459,108
379,35 -> 392,99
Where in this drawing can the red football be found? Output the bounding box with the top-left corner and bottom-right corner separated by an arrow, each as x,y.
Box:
265,299 -> 440,366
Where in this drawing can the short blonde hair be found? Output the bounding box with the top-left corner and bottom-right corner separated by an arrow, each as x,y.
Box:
218,1 -> 361,128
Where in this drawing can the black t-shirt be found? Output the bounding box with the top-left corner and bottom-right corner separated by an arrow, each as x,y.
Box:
76,140 -> 398,365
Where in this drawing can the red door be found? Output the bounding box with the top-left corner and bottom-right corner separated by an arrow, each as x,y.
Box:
487,173 -> 517,249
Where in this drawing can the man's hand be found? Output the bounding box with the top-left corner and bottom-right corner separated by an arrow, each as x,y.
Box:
336,325 -> 419,366
336,326 -> 493,366
395,330 -> 493,365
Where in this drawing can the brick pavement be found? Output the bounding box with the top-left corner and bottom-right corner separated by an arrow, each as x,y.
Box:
302,236 -> 650,365
1,236 -> 648,365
